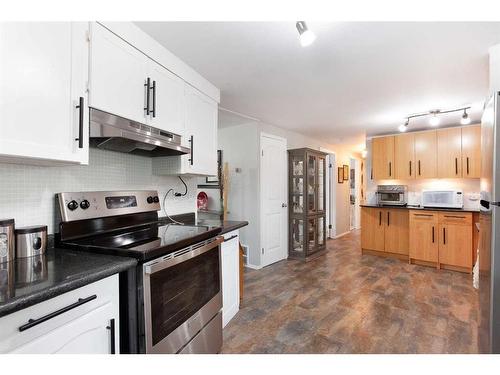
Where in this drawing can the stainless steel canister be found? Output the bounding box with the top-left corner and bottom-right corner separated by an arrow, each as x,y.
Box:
0,219 -> 15,263
15,225 -> 47,258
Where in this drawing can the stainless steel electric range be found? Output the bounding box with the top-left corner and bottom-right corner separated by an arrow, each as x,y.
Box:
55,190 -> 223,354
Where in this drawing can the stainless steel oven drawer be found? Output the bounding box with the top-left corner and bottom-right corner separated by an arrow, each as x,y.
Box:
179,312 -> 222,354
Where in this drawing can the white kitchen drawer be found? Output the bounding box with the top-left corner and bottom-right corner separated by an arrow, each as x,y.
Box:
0,274 -> 119,353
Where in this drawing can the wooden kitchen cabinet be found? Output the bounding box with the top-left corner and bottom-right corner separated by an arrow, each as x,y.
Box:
372,136 -> 395,180
361,207 -> 408,255
437,127 -> 462,178
361,207 -> 385,251
409,211 -> 439,263
438,224 -> 472,269
462,124 -> 481,178
415,131 -> 437,178
0,22 -> 89,165
394,133 -> 415,179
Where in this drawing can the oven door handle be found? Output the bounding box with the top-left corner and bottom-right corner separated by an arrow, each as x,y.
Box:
144,236 -> 224,275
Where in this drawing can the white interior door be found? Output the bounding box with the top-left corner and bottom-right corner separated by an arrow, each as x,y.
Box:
260,133 -> 287,267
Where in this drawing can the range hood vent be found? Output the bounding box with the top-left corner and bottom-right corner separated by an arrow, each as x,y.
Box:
89,109 -> 190,157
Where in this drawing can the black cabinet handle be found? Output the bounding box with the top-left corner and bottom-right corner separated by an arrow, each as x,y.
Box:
418,160 -> 421,175
387,211 -> 390,226
151,80 -> 156,118
144,77 -> 151,115
224,235 -> 238,242
466,157 -> 470,175
188,135 -> 194,165
379,211 -> 382,226
19,295 -> 97,332
444,215 -> 466,219
75,97 -> 84,149
455,158 -> 458,175
370,168 -> 373,180
409,161 -> 412,176
443,227 -> 446,245
389,162 -> 392,177
107,318 -> 116,354
432,226 -> 435,243
414,213 -> 433,217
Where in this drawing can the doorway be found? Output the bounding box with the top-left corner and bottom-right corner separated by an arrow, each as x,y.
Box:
320,148 -> 336,238
349,158 -> 361,230
260,132 -> 287,267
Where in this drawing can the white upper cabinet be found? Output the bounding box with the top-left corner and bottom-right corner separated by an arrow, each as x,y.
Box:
183,85 -> 218,175
0,22 -> 89,165
89,23 -> 149,124
147,61 -> 185,136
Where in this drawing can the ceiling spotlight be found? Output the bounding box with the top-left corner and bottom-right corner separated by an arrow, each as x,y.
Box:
429,112 -> 440,126
296,21 -> 316,47
398,119 -> 409,132
461,109 -> 471,125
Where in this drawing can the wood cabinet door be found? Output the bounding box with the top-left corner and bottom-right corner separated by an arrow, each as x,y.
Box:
394,133 -> 415,179
409,212 -> 438,262
461,124 -> 481,178
372,136 -> 395,180
438,224 -> 472,269
384,209 -> 409,255
361,208 -> 385,251
437,127 -> 462,178
415,131 -> 437,179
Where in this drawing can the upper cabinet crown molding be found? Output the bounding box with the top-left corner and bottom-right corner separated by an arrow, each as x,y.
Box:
98,22 -> 220,103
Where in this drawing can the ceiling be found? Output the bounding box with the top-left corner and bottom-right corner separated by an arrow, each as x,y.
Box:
136,22 -> 500,144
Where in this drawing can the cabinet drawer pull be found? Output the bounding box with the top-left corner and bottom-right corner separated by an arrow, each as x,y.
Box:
144,77 -> 151,115
18,295 -> 97,332
75,97 -> 84,149
455,158 -> 458,175
413,213 -> 433,217
432,226 -> 435,243
409,161 -> 412,176
107,318 -> 116,354
379,211 -> 382,226
224,234 -> 238,242
444,215 -> 466,219
387,211 -> 390,226
443,227 -> 446,245
151,80 -> 156,118
389,162 -> 392,177
418,160 -> 421,176
466,157 -> 470,175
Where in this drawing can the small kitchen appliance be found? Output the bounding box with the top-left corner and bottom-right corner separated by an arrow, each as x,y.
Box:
0,219 -> 15,263
376,185 -> 408,206
421,190 -> 464,209
15,225 -> 47,258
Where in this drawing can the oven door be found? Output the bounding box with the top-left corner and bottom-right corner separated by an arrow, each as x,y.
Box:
142,236 -> 224,354
377,192 -> 404,205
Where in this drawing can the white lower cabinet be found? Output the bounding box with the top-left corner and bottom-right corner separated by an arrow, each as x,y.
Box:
221,230 -> 240,327
0,275 -> 119,354
0,22 -> 89,165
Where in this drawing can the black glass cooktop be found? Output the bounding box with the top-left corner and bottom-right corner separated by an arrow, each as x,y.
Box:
62,222 -> 222,261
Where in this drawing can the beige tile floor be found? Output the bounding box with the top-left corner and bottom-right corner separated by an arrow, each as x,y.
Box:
221,230 -> 478,354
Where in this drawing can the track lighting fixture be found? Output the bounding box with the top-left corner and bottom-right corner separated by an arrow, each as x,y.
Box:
296,21 -> 316,47
397,106 -> 471,132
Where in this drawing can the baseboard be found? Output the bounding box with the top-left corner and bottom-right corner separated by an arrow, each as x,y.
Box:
222,303 -> 240,328
245,262 -> 262,270
334,231 -> 350,239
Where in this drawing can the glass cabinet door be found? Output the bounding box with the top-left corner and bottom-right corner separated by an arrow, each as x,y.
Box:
307,217 -> 317,253
317,216 -> 325,247
291,219 -> 304,253
291,156 -> 304,214
307,154 -> 316,214
317,156 -> 325,212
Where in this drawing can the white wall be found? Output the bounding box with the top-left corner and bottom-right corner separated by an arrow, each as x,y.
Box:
0,148 -> 197,233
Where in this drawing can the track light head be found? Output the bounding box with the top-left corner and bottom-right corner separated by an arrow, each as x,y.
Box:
461,109 -> 471,125
296,21 -> 316,47
429,111 -> 440,126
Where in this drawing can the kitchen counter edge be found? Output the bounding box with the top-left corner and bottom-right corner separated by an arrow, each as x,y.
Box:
360,204 -> 480,213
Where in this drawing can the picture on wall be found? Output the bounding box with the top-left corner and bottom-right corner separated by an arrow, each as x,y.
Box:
343,164 -> 349,181
338,167 -> 344,183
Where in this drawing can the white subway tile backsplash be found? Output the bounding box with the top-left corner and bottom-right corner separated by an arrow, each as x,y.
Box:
0,149 -> 196,233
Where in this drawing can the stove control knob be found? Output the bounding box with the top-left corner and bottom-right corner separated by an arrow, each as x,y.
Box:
153,196 -> 159,203
80,200 -> 90,210
67,200 -> 78,211
147,196 -> 154,204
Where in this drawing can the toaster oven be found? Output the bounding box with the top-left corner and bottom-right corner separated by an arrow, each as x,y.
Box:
376,185 -> 408,206
421,190 -> 463,209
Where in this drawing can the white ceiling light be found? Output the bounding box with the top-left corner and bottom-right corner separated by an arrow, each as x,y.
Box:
461,109 -> 471,125
429,112 -> 440,126
296,21 -> 316,47
398,119 -> 409,132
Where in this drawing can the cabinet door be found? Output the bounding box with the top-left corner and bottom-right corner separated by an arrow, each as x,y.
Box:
384,209 -> 409,255
409,212 -> 438,262
183,86 -> 218,175
0,22 -> 89,165
462,124 -> 481,178
415,131 -> 437,178
437,127 -> 462,178
221,231 -> 240,327
306,154 -> 317,213
148,61 -> 185,136
394,133 -> 415,179
372,136 -> 394,179
11,303 -> 116,354
438,224 -> 472,269
90,23 -> 148,124
361,208 -> 385,251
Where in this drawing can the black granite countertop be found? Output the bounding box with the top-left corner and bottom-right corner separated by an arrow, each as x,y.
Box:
0,248 -> 136,318
159,213 -> 248,235
360,204 -> 480,213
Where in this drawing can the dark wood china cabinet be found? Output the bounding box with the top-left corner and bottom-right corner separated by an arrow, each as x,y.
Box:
288,148 -> 327,260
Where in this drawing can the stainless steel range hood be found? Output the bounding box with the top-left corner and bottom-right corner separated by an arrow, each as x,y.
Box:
89,109 -> 190,157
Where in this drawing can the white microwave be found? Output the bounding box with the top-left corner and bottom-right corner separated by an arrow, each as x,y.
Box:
421,190 -> 464,209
